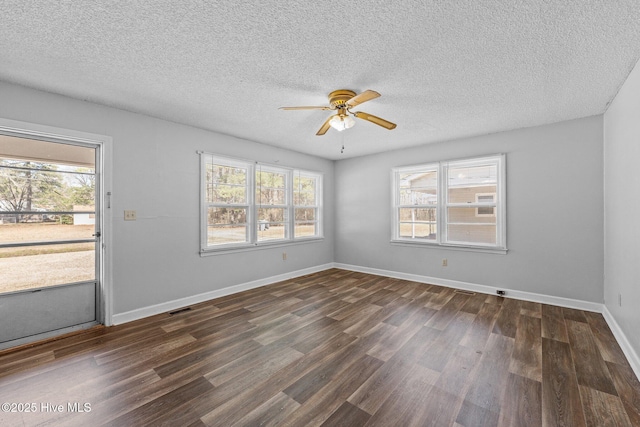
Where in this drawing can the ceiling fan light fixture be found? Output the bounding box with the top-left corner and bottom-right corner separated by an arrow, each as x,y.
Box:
329,114 -> 355,132
281,89 -> 396,136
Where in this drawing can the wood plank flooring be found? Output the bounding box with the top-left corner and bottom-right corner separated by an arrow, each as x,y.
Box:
1,268 -> 639,426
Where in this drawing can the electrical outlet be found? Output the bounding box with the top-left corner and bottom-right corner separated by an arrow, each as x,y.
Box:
442,258 -> 447,267
282,252 -> 287,261
124,210 -> 137,221
497,290 -> 506,297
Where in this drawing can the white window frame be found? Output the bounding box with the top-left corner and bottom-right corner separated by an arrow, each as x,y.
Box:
202,154 -> 254,250
256,163 -> 291,242
394,163 -> 439,242
293,170 -> 323,240
200,152 -> 323,254
391,154 -> 506,252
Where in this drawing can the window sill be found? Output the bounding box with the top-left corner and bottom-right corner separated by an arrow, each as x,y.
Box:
200,237 -> 324,257
390,239 -> 508,255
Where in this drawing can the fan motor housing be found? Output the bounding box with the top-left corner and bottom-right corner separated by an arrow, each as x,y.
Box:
328,89 -> 356,108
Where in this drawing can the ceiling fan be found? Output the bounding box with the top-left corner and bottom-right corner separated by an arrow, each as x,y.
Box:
279,89 -> 397,135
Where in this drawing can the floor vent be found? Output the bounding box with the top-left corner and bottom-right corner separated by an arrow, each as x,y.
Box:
169,307 -> 192,316
454,289 -> 476,295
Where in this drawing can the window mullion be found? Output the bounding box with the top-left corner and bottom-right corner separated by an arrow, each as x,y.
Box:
438,162 -> 447,244
200,153 -> 207,252
249,162 -> 256,245
497,155 -> 505,248
448,203 -> 497,208
392,170 -> 399,240
316,173 -> 322,238
287,169 -> 293,240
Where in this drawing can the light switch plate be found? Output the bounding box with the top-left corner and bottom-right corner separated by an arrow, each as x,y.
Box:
124,210 -> 137,221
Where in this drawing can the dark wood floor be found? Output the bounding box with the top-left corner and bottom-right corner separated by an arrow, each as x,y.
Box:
1,269 -> 639,426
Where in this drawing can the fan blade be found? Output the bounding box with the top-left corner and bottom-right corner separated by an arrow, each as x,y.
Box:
279,106 -> 331,111
354,111 -> 397,130
346,90 -> 381,108
316,115 -> 335,135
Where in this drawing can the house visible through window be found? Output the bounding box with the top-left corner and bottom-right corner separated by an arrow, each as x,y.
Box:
475,193 -> 496,217
397,166 -> 438,241
201,153 -> 322,252
392,154 -> 506,251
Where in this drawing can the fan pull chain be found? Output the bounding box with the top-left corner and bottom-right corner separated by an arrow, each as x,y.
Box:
341,133 -> 345,154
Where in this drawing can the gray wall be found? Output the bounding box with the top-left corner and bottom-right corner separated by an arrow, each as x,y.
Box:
335,116 -> 604,303
604,60 -> 640,355
0,81 -> 335,315
0,79 -> 609,316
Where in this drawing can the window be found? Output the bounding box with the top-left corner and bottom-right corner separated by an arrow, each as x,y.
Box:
392,154 -> 505,251
475,193 -> 496,217
256,165 -> 289,242
294,171 -> 321,238
205,157 -> 250,246
397,164 -> 438,241
201,153 -> 322,252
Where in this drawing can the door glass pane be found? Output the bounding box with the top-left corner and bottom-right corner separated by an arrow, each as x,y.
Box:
0,242 -> 95,294
0,216 -> 95,244
0,136 -> 96,295
0,149 -> 96,217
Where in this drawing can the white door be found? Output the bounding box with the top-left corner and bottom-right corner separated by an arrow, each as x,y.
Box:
0,134 -> 103,349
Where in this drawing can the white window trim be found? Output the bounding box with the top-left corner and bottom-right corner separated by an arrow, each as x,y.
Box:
293,169 -> 323,240
256,163 -> 291,243
394,163 -> 439,243
391,154 -> 506,253
200,152 -> 323,255
201,154 -> 254,251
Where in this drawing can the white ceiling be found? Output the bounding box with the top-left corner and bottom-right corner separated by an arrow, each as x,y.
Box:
1,1 -> 640,160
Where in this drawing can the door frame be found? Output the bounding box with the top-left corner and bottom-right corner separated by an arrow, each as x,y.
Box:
0,118 -> 113,326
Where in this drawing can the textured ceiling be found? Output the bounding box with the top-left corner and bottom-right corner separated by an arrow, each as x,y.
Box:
1,1 -> 640,160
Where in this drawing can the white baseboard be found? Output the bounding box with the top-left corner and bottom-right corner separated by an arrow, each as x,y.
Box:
334,263 -> 603,312
111,261 -> 639,382
113,261 -> 601,325
111,263 -> 334,325
602,306 -> 640,381
335,263 -> 640,381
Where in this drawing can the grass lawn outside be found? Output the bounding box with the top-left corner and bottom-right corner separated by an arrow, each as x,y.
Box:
1,223 -> 319,294
0,223 -> 95,294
